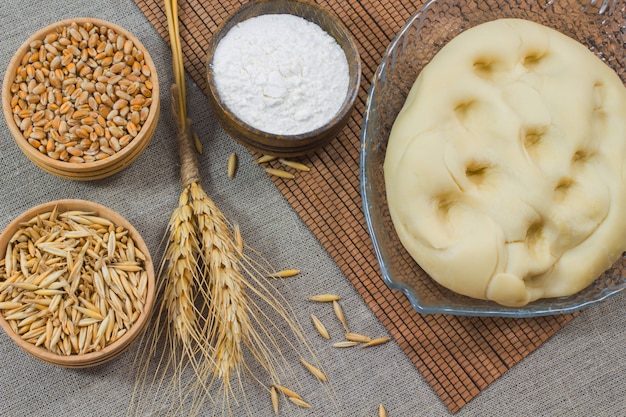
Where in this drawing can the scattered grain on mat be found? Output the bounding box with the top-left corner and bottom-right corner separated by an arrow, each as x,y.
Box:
268,269 -> 300,278
288,397 -> 312,409
300,357 -> 327,382
270,386 -> 279,415
362,337 -> 391,348
227,152 -> 237,178
264,167 -> 294,179
273,384 -> 301,400
333,300 -> 349,332
256,154 -> 277,164
278,158 -> 310,172
345,332 -> 371,343
308,293 -> 340,302
333,341 -> 358,348
311,314 -> 330,340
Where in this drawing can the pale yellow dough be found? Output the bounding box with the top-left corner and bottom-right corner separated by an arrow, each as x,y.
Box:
384,18 -> 626,307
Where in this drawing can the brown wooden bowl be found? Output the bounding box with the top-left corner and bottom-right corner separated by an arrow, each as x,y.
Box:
2,18 -> 160,181
0,200 -> 155,367
206,0 -> 361,157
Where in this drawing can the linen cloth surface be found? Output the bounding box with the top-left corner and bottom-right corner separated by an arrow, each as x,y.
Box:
0,1 -> 624,416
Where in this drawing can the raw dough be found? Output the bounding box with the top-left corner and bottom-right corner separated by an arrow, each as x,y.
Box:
384,18 -> 626,307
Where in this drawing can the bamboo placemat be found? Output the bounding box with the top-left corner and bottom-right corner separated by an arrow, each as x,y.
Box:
132,0 -> 577,413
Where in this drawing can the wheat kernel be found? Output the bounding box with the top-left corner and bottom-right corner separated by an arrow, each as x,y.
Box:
264,167 -> 294,179
288,397 -> 311,409
300,357 -> 327,382
345,332 -> 371,343
362,336 -> 391,348
273,384 -> 301,400
255,154 -> 277,164
227,152 -> 237,179
311,314 -> 330,339
268,269 -> 300,278
278,158 -> 310,172
333,341 -> 359,348
308,293 -> 340,302
270,387 -> 279,415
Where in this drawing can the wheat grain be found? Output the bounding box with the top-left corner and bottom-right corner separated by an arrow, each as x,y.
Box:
72,305 -> 105,320
300,357 -> 327,382
288,397 -> 312,409
264,167 -> 294,179
273,384 -> 302,400
270,387 -> 279,415
227,152 -> 237,178
311,314 -> 330,340
233,223 -> 243,255
193,131 -> 203,154
332,300 -> 349,332
308,293 -> 340,302
345,332 -> 371,343
278,158 -> 310,172
332,341 -> 358,348
0,302 -> 22,309
379,404 -> 387,417
362,337 -> 391,348
268,269 -> 300,278
256,155 -> 277,164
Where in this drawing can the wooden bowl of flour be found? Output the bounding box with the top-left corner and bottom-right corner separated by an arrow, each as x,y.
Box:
206,0 -> 361,157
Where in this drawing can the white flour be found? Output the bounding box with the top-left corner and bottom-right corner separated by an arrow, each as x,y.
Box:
212,14 -> 350,135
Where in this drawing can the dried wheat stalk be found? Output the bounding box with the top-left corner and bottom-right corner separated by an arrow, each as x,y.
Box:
128,1 -> 337,415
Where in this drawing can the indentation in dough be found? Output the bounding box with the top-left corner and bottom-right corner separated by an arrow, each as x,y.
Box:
454,100 -> 477,126
465,161 -> 491,186
434,193 -> 457,221
593,81 -> 604,110
472,57 -> 509,81
526,218 -> 548,255
520,125 -> 547,152
554,176 -> 575,203
522,50 -> 548,69
593,108 -> 608,127
592,82 -> 608,127
572,148 -> 594,165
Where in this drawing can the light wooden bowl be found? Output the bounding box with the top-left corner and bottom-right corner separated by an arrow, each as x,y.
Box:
2,18 -> 159,181
206,0 -> 361,157
0,200 -> 155,367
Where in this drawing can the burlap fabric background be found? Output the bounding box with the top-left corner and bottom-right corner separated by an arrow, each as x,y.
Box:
0,1 -> 624,416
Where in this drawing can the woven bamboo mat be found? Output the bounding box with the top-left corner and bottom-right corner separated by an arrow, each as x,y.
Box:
133,0 -> 577,413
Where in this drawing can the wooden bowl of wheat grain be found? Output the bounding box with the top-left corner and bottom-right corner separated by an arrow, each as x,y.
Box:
2,18 -> 159,181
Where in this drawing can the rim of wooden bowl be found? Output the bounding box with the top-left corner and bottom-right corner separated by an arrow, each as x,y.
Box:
1,17 -> 160,180
0,199 -> 156,367
205,0 -> 362,157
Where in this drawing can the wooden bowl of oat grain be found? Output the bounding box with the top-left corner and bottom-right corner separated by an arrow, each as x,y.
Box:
2,18 -> 159,181
0,200 -> 155,367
